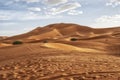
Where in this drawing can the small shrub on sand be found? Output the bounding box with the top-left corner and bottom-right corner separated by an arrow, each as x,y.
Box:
43,40 -> 48,43
12,41 -> 23,45
70,38 -> 78,41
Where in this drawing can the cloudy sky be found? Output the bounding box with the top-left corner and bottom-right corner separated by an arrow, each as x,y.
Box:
0,0 -> 120,36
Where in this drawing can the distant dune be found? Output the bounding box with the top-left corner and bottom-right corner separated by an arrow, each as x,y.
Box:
0,23 -> 120,80
0,36 -> 7,40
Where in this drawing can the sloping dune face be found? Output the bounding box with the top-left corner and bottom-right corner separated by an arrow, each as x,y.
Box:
0,23 -> 120,80
28,29 -> 63,40
43,43 -> 104,53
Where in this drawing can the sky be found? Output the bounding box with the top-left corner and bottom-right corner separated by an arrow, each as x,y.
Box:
0,0 -> 120,36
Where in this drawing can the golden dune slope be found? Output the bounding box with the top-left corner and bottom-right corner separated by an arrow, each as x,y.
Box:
43,43 -> 104,53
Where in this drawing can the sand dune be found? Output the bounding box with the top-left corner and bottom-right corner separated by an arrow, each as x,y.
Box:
43,43 -> 104,53
0,43 -> 12,48
0,23 -> 120,80
0,23 -> 119,54
28,29 -> 63,40
1,23 -> 119,43
0,36 -> 7,40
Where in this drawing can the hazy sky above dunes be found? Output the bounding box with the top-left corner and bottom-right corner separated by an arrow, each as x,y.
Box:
0,0 -> 120,36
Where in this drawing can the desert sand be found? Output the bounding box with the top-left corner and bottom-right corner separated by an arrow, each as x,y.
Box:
0,36 -> 7,40
0,23 -> 120,80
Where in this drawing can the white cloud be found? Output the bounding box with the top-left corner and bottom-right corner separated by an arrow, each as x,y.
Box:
44,0 -> 68,5
96,15 -> 120,22
15,0 -> 40,3
91,15 -> 120,27
20,12 -> 50,20
68,10 -> 83,15
0,11 -> 15,20
50,2 -> 81,15
0,15 -> 11,20
5,1 -> 14,5
0,30 -> 18,36
106,0 -> 120,7
26,0 -> 40,3
28,7 -> 41,12
0,10 -> 62,21
0,22 -> 17,27
19,12 -> 62,20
